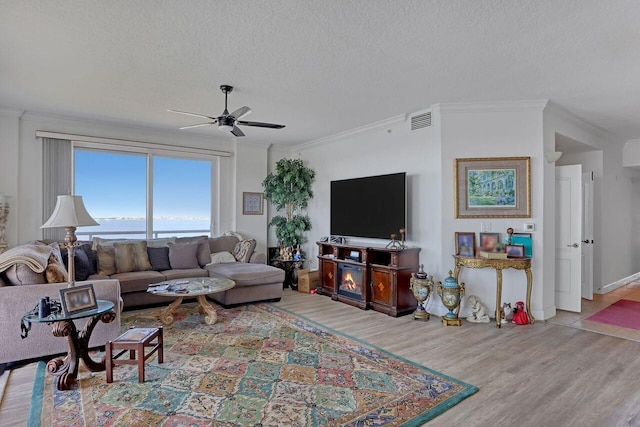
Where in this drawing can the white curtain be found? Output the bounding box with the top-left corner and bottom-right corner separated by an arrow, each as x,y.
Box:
42,138 -> 72,240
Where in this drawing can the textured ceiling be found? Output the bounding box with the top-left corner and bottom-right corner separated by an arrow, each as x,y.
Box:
1,0 -> 639,146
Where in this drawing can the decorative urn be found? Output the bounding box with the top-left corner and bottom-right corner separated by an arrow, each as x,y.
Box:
437,270 -> 465,326
409,264 -> 433,321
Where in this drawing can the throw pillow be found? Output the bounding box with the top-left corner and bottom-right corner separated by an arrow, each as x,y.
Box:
208,251 -> 237,265
146,237 -> 176,248
176,236 -> 211,267
232,239 -> 257,263
5,263 -> 47,285
168,241 -> 200,269
78,243 -> 97,275
45,254 -> 69,283
96,244 -> 117,276
61,248 -> 92,281
114,241 -> 153,274
147,246 -> 171,271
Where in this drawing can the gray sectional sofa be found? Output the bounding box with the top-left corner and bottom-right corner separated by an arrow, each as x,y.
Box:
84,234 -> 285,308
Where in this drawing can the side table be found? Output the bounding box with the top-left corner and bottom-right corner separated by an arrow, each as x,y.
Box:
22,300 -> 116,390
271,258 -> 304,289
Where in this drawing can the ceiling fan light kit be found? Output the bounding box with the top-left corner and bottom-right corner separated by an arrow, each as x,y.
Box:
168,85 -> 285,137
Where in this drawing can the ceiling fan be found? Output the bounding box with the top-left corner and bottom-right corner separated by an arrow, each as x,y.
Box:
168,85 -> 285,137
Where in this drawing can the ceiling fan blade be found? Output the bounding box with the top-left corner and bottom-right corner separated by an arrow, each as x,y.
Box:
167,109 -> 217,120
179,121 -> 216,130
236,120 -> 285,129
231,125 -> 245,137
229,106 -> 252,120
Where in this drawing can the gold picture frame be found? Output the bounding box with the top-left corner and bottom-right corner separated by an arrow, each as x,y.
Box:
242,192 -> 264,215
455,157 -> 531,218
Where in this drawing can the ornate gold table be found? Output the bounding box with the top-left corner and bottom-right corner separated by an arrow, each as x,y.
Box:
149,277 -> 235,326
453,255 -> 534,328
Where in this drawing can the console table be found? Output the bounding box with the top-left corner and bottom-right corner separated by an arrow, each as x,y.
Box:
453,255 -> 534,328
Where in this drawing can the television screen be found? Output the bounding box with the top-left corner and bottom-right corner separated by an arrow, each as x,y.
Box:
330,172 -> 406,240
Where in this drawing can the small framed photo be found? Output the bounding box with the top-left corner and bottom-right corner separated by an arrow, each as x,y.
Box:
242,192 -> 264,215
455,232 -> 476,257
505,244 -> 525,258
479,232 -> 501,251
59,284 -> 98,315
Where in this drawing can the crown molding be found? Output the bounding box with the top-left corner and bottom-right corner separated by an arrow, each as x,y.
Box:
433,99 -> 549,114
293,114 -> 406,151
20,110 -> 235,147
0,108 -> 25,118
544,101 -> 621,142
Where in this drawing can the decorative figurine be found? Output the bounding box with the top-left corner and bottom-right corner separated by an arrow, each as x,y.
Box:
512,301 -> 529,325
466,295 -> 491,323
409,265 -> 433,321
386,233 -> 401,249
437,270 -> 465,326
399,228 -> 407,249
501,302 -> 513,324
506,227 -> 514,245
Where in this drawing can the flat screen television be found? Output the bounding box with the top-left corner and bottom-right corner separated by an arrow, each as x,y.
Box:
330,172 -> 406,240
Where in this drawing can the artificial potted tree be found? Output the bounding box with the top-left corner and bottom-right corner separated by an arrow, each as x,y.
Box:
262,158 -> 315,261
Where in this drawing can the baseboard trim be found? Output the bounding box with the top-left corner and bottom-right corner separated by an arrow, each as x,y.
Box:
598,272 -> 640,294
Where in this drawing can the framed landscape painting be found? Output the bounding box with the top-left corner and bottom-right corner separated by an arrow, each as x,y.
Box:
455,157 -> 531,218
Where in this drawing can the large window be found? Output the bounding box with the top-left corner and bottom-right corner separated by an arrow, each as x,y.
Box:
74,148 -> 212,239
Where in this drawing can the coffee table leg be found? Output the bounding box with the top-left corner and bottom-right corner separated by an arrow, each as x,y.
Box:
196,295 -> 217,325
160,296 -> 184,326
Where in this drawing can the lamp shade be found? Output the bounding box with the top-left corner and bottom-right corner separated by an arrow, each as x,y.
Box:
41,195 -> 98,228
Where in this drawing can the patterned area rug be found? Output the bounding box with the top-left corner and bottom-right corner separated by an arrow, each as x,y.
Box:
28,302 -> 478,426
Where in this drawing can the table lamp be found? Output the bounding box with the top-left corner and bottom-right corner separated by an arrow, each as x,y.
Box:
41,195 -> 98,287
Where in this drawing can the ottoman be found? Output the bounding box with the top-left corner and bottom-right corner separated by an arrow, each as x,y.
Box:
205,263 -> 285,306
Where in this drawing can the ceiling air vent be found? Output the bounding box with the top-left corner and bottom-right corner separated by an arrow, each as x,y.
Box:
411,112 -> 431,130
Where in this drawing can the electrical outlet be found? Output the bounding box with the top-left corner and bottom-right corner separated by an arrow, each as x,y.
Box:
523,223 -> 535,232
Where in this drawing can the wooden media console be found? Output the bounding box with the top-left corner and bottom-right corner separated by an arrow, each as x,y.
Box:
317,241 -> 420,317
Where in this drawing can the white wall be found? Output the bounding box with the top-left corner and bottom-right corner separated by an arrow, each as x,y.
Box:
544,106 -> 640,293
0,109 -> 22,248
234,142 -> 270,255
438,102 -> 547,319
295,114 -> 441,275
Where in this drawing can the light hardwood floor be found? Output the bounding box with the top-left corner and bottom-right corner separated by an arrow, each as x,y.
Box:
2,289 -> 640,426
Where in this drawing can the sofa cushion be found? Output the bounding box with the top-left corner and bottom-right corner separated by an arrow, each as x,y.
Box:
209,235 -> 240,254
206,263 -> 284,287
110,270 -> 166,293
78,243 -> 97,275
45,253 -> 69,283
147,246 -> 171,271
176,236 -> 211,267
96,245 -> 117,275
146,237 -> 177,248
233,239 -> 256,263
61,248 -> 92,281
168,242 -> 200,269
208,251 -> 236,264
161,268 -> 209,280
114,241 -> 152,273
5,263 -> 47,285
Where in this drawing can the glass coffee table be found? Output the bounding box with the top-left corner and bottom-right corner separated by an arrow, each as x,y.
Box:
149,277 -> 235,326
22,300 -> 116,390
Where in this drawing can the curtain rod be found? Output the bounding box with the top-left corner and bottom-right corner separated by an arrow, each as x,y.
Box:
35,130 -> 232,158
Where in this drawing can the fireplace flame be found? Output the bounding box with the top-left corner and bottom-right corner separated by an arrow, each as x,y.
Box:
341,272 -> 359,291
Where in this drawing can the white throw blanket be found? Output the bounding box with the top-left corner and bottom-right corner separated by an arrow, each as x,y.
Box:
0,244 -> 53,273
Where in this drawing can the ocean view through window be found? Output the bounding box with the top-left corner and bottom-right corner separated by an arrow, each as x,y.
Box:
74,149 -> 212,239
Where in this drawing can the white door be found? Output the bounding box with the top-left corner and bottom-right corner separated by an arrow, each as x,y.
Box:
555,165 -> 582,312
582,171 -> 594,300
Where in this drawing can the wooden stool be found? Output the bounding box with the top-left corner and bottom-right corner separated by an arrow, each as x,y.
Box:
106,326 -> 163,383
